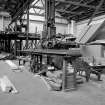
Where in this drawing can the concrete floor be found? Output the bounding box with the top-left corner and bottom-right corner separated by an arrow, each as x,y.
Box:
0,60 -> 105,105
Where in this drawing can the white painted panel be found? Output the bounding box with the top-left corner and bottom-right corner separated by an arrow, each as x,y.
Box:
55,18 -> 67,24
3,19 -> 10,30
29,20 -> 68,34
0,17 -> 3,31
56,24 -> 68,34
76,23 -> 87,37
29,21 -> 43,33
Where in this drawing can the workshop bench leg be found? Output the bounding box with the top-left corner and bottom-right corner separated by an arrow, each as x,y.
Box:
19,59 -> 21,66
91,70 -> 102,81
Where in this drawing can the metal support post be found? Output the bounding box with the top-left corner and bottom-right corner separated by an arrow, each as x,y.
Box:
14,40 -> 17,56
8,39 -> 11,53
26,5 -> 29,49
44,0 -> 56,39
62,57 -> 77,91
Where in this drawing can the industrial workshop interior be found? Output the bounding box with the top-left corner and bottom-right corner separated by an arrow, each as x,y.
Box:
1,0 -> 105,105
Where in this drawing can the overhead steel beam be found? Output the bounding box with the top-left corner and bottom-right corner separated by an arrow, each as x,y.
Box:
56,0 -> 96,9
70,0 -> 95,11
60,0 -> 84,16
55,2 -> 60,7
57,0 -> 84,15
26,5 -> 29,49
29,12 -> 44,16
87,0 -> 104,25
30,5 -> 44,9
67,0 -> 102,20
56,9 -> 83,15
24,12 -> 64,19
78,10 -> 105,22
22,18 -> 68,25
33,0 -> 40,6
68,10 -> 105,21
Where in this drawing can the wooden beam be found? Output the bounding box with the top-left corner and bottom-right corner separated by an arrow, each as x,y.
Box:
56,0 -> 96,9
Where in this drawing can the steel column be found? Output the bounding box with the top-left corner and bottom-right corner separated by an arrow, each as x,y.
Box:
26,5 -> 29,49
44,0 -> 56,39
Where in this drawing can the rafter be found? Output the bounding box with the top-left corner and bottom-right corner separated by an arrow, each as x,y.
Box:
31,5 -> 44,9
56,9 -> 82,15
33,0 -> 40,6
87,0 -> 104,25
10,0 -> 35,24
68,9 -> 105,21
56,0 -> 96,9
65,0 -> 84,12
64,0 -> 103,21
55,1 -> 60,7
70,0 -> 95,11
78,10 -> 105,21
40,0 -> 45,8
58,0 -> 84,16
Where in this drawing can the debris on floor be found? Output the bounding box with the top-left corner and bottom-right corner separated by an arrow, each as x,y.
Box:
5,60 -> 22,72
0,54 -> 16,60
0,75 -> 18,94
44,77 -> 62,91
40,76 -> 52,90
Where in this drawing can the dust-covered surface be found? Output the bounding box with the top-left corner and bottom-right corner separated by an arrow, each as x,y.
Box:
0,59 -> 105,105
